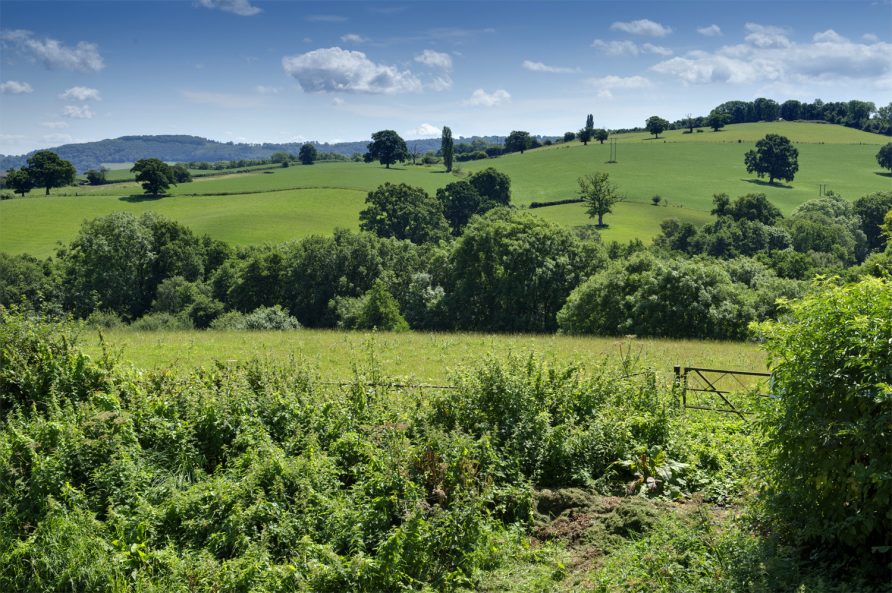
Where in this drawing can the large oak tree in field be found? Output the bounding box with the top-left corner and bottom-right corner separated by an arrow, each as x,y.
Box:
366,130 -> 409,168
745,134 -> 799,185
26,150 -> 76,195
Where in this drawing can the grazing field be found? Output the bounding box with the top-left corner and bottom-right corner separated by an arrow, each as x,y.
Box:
83,328 -> 766,383
2,122 -> 888,256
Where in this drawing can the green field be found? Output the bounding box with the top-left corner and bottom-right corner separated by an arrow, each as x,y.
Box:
83,328 -> 766,383
2,122 -> 888,256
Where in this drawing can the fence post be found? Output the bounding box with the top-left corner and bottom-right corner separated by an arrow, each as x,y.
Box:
673,365 -> 686,411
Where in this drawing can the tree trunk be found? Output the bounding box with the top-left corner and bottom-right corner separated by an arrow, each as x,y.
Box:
45,187 -> 49,196
598,212 -> 604,226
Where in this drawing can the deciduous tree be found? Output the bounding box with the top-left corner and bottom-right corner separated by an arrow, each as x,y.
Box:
4,168 -> 34,197
299,143 -> 318,165
359,182 -> 448,244
505,130 -> 532,154
744,134 -> 799,185
645,116 -> 669,139
25,150 -> 76,195
131,158 -> 175,196
367,130 -> 409,168
578,171 -> 622,227
441,126 -> 454,172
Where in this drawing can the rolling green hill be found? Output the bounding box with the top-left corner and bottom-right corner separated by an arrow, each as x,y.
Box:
1,122 -> 889,256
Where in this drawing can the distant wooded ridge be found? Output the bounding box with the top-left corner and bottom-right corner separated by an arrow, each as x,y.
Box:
0,134 -> 514,173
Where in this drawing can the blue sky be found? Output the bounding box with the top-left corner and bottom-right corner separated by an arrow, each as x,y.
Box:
1,0 -> 890,154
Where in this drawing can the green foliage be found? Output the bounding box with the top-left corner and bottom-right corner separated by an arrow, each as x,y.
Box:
752,277 -> 892,565
359,182 -> 449,244
853,191 -> 892,252
876,142 -> 892,172
787,192 -> 867,264
0,253 -> 58,311
594,128 -> 609,144
645,116 -> 669,138
706,110 -> 730,132
448,209 -> 605,332
468,167 -> 511,206
355,279 -> 409,331
436,180 -> 485,235
578,172 -> 622,227
131,158 -> 176,196
25,150 -> 77,195
212,305 -> 300,330
84,168 -> 108,185
505,131 -> 532,154
170,163 -> 192,183
5,168 -> 35,196
744,134 -> 799,184
299,143 -> 318,165
441,126 -> 454,172
558,253 -> 799,339
367,129 -> 409,168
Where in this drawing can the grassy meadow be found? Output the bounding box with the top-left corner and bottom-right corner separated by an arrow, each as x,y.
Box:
2,122 -> 889,256
83,328 -> 766,384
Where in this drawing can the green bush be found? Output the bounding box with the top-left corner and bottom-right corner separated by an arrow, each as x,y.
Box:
752,277 -> 892,568
130,312 -> 193,331
211,305 -> 299,330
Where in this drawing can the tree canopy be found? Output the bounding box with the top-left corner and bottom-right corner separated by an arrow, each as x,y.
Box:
298,143 -> 317,165
578,171 -> 622,227
25,150 -> 76,195
645,116 -> 669,139
366,130 -> 409,168
505,130 -> 532,154
876,142 -> 892,173
441,126 -> 454,172
744,134 -> 799,185
131,158 -> 176,196
359,182 -> 448,244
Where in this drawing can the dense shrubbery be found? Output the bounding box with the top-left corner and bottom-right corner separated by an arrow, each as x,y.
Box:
752,277 -> 892,571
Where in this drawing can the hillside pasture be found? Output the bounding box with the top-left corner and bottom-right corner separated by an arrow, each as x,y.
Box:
2,122 -> 889,256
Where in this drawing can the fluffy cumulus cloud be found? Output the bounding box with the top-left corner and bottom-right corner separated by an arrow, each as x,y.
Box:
59,86 -> 101,101
464,88 -> 511,107
0,29 -> 104,72
697,24 -> 722,37
407,123 -> 441,138
0,80 -> 32,94
651,25 -> 892,86
610,19 -> 672,37
282,47 -> 422,94
522,60 -> 578,73
197,0 -> 261,16
414,49 -> 453,71
591,39 -> 673,57
63,105 -> 94,119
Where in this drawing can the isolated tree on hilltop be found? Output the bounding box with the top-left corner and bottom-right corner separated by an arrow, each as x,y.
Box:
594,129 -> 609,144
645,116 -> 670,139
131,158 -> 176,196
299,143 -> 318,165
5,168 -> 34,197
25,150 -> 76,195
579,114 -> 595,145
706,110 -> 730,132
579,171 -> 622,227
505,130 -> 532,154
441,126 -> 454,172
745,134 -> 799,185
367,130 -> 409,168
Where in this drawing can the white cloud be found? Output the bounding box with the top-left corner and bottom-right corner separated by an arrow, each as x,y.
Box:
522,60 -> 578,73
427,76 -> 453,91
697,24 -> 722,37
812,29 -> 847,43
197,0 -> 261,16
591,39 -> 672,56
407,123 -> 441,138
0,29 -> 104,72
743,23 -> 791,49
651,30 -> 892,85
40,120 -> 69,129
63,105 -> 94,119
331,97 -> 345,106
0,80 -> 32,94
340,33 -> 367,44
642,43 -> 673,56
610,19 -> 672,37
415,49 -> 453,70
282,47 -> 422,94
182,90 -> 264,108
464,88 -> 511,107
60,86 -> 101,101
588,75 -> 652,89
254,85 -> 280,94
863,33 -> 879,43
